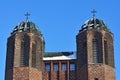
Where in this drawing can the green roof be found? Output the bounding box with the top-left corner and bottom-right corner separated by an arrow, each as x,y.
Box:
80,18 -> 111,32
11,21 -> 41,35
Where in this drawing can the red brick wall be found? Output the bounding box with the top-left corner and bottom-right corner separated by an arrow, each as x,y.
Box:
87,64 -> 116,80
43,60 -> 76,80
13,67 -> 29,80
43,72 -> 50,80
76,64 -> 116,80
77,65 -> 88,80
52,71 -> 59,80
88,64 -> 105,80
61,71 -> 67,80
104,65 -> 116,80
29,68 -> 42,80
12,67 -> 42,80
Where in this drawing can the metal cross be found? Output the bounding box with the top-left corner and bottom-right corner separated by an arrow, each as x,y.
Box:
25,12 -> 30,21
91,9 -> 97,18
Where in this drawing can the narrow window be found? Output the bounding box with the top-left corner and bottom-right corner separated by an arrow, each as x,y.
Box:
70,63 -> 75,71
92,38 -> 99,63
20,36 -> 30,67
45,63 -> 50,72
54,63 -> 58,71
20,41 -> 25,66
104,40 -> 108,64
62,63 -> 67,71
32,43 -> 36,67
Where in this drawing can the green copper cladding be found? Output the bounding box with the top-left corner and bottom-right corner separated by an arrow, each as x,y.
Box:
80,18 -> 111,33
11,21 -> 41,35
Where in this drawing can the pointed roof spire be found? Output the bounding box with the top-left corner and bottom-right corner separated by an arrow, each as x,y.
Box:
91,9 -> 97,19
25,12 -> 30,22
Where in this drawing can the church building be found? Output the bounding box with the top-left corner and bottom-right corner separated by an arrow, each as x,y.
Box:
5,12 -> 116,80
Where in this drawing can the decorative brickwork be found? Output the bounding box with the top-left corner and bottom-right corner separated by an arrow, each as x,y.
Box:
13,67 -> 29,80
43,72 -> 50,80
60,71 -> 67,80
5,67 -> 42,80
104,65 -> 116,80
29,68 -> 42,80
76,29 -> 115,80
88,64 -> 105,80
5,17 -> 116,80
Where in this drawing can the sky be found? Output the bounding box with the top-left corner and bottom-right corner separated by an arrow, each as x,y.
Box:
0,0 -> 119,80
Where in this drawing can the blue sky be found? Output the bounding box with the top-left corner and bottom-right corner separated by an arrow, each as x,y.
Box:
0,0 -> 119,80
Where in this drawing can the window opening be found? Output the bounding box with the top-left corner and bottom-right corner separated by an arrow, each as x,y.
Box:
62,63 -> 67,71
45,63 -> 50,72
32,43 -> 36,67
54,63 -> 58,71
92,38 -> 99,63
70,63 -> 75,71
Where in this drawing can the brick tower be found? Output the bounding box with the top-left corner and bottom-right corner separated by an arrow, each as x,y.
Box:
5,14 -> 45,80
76,15 -> 116,80
5,13 -> 116,80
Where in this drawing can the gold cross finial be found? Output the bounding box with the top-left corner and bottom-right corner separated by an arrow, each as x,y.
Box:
91,9 -> 97,18
25,12 -> 30,22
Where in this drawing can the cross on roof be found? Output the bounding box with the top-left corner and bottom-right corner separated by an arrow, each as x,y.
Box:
91,9 -> 97,18
25,12 -> 30,21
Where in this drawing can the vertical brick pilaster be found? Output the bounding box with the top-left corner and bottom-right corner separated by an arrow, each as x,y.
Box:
67,61 -> 70,80
58,61 -> 61,80
50,61 -> 53,80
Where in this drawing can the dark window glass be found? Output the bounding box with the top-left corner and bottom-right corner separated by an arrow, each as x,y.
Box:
70,63 -> 75,71
92,38 -> 99,63
54,63 -> 58,71
45,63 -> 50,72
20,41 -> 25,66
32,43 -> 36,67
62,63 -> 67,71
104,40 -> 108,64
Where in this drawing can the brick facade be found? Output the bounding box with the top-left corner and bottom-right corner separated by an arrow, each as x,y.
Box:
76,29 -> 116,80
5,17 -> 116,80
43,60 -> 76,80
5,32 -> 44,80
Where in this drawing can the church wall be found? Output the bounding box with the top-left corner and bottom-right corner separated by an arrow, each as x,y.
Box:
104,65 -> 116,80
87,30 -> 103,64
88,64 -> 105,80
5,69 -> 13,80
5,16 -> 116,80
43,60 -> 76,80
12,67 -> 42,80
76,65 -> 88,80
